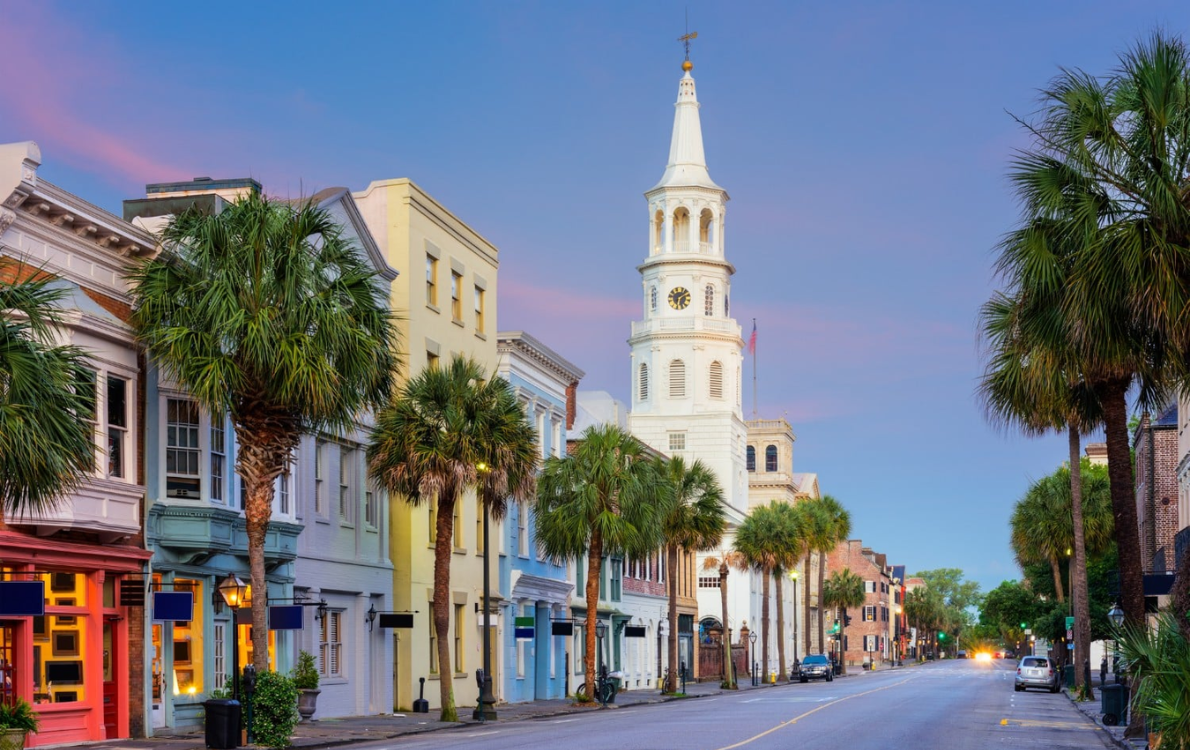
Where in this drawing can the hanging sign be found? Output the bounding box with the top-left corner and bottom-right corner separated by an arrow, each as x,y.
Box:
152,591 -> 194,622
379,613 -> 414,629
551,621 -> 573,636
515,616 -> 535,640
624,625 -> 647,638
269,605 -> 304,630
0,580 -> 45,616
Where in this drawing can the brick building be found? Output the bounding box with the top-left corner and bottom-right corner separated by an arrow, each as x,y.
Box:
1134,404 -> 1180,572
826,540 -> 894,668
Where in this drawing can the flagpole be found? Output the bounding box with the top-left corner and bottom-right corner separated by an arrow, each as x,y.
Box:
751,318 -> 757,418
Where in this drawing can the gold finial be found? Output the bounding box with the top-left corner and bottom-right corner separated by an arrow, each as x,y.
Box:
682,59 -> 694,72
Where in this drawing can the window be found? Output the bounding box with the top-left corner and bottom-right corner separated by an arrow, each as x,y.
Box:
170,578 -> 203,695
576,555 -> 585,591
339,447 -> 353,521
864,580 -> 877,594
698,577 -> 720,588
669,360 -> 686,398
429,599 -> 438,674
650,287 -> 658,312
75,367 -> 98,448
573,624 -> 585,674
277,467 -> 291,515
474,286 -> 485,332
725,293 -> 730,316
704,285 -> 714,316
709,361 -> 723,399
746,445 -> 756,472
517,501 -> 528,557
864,605 -> 876,622
451,272 -> 462,321
668,432 -> 686,451
213,622 -> 226,690
365,479 -> 378,527
428,495 -> 438,546
610,558 -> 622,601
864,635 -> 877,652
453,604 -> 465,673
426,255 -> 438,306
765,445 -> 778,472
106,376 -> 128,478
319,610 -> 342,678
454,498 -> 464,548
211,417 -> 226,504
427,351 -> 440,370
314,441 -> 326,515
166,399 -> 201,498
639,363 -> 649,401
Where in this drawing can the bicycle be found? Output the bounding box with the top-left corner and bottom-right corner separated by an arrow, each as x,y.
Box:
575,665 -> 618,705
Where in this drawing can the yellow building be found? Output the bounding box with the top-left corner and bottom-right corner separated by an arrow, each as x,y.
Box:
354,179 -> 499,712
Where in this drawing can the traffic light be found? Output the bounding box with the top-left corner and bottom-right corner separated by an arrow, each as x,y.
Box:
830,619 -> 840,634
938,632 -> 946,640
844,614 -> 852,626
1020,622 -> 1027,629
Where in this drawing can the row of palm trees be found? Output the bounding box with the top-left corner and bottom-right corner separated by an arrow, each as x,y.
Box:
979,34 -> 1190,708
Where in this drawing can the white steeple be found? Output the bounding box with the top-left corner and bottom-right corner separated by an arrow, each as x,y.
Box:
652,62 -> 722,192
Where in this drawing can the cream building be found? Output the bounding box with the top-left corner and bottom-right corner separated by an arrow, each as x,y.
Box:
353,179 -> 499,712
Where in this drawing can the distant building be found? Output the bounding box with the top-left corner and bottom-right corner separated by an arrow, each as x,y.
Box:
1134,404 -> 1179,572
1084,442 -> 1108,466
826,540 -> 894,668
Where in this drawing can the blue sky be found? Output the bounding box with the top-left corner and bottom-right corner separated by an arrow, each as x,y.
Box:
4,1 -> 1187,594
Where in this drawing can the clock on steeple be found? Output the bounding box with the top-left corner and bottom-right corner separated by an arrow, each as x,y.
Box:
668,287 -> 691,310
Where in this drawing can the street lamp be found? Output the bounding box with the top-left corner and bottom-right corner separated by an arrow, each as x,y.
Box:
217,575 -> 249,704
1107,603 -> 1125,684
749,631 -> 758,686
473,463 -> 497,722
789,570 -> 799,673
595,620 -> 607,676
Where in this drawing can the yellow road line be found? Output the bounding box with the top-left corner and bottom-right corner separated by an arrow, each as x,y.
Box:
713,677 -> 916,750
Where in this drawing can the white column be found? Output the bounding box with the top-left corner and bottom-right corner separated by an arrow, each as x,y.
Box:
663,206 -> 673,254
688,204 -> 699,253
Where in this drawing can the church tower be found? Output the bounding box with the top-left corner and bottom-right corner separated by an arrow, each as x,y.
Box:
628,57 -> 749,518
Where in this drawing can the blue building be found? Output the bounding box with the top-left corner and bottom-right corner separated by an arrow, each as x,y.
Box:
495,332 -> 584,703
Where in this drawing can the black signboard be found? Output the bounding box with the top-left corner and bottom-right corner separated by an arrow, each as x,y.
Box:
624,625 -> 647,638
0,581 -> 45,616
378,613 -> 414,629
152,591 -> 194,622
235,607 -> 252,625
119,579 -> 145,607
269,605 -> 304,630
551,621 -> 574,636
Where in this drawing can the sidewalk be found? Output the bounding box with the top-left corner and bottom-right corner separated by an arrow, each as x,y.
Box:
80,678 -> 797,750
1065,674 -> 1147,750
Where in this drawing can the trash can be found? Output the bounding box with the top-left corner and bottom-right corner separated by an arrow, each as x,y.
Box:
1063,664 -> 1075,688
1101,684 -> 1128,726
204,699 -> 241,749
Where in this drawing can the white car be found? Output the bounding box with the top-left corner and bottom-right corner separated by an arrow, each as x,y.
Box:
1014,656 -> 1060,693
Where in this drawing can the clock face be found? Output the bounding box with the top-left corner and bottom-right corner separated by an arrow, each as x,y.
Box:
668,287 -> 691,310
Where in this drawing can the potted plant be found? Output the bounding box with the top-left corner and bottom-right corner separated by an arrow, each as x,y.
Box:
291,650 -> 320,722
0,698 -> 40,750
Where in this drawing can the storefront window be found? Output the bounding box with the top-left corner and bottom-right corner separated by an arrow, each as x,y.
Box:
171,579 -> 203,696
38,571 -> 87,703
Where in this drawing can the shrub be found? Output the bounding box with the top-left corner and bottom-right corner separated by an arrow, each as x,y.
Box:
0,698 -> 40,732
251,671 -> 299,748
1116,611 -> 1190,748
291,651 -> 319,691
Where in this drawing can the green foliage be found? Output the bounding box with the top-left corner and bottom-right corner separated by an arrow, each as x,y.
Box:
290,650 -> 319,691
0,698 -> 40,732
208,680 -> 233,700
822,568 -> 866,611
250,670 -> 299,749
911,568 -> 982,641
0,270 -> 98,516
734,502 -> 802,575
1116,611 -> 1190,747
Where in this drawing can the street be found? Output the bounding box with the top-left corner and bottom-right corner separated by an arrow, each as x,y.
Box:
359,661 -> 1115,750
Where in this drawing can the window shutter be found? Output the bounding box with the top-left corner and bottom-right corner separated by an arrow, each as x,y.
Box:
639,364 -> 649,401
669,360 -> 686,398
709,361 -> 723,399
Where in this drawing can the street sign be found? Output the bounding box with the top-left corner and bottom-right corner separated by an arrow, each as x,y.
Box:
1066,629 -> 1073,640
1067,642 -> 1074,650
1024,628 -> 1032,635
1065,616 -> 1075,630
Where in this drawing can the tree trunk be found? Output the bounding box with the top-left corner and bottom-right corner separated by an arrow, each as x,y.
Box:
774,569 -> 787,681
1097,379 -> 1145,627
1069,426 -> 1092,698
1049,556 -> 1066,603
839,607 -> 848,676
433,490 -> 458,722
803,551 -> 813,656
583,531 -> 603,700
817,551 -> 827,653
666,545 -> 680,693
761,570 -> 770,683
720,560 -> 733,688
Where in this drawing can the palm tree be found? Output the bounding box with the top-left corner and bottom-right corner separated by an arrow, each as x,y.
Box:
794,500 -> 831,656
903,587 -> 940,660
769,503 -> 805,682
130,192 -> 397,672
0,269 -> 96,516
816,496 -> 851,650
821,568 -> 865,675
734,503 -> 792,683
368,355 -> 536,721
535,424 -> 664,700
656,456 -> 726,693
701,549 -> 747,688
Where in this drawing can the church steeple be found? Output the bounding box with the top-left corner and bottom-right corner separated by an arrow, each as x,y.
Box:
653,61 -> 722,192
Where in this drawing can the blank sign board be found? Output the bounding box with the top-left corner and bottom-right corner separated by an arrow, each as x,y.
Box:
378,613 -> 414,629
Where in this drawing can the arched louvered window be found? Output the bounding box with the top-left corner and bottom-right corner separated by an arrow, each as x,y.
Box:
746,446 -> 756,472
650,287 -> 658,312
704,285 -> 715,316
709,361 -> 723,399
639,363 -> 649,401
765,445 -> 778,472
725,293 -> 730,316
669,360 -> 686,398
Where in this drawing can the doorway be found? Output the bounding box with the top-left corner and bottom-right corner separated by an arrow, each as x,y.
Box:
103,621 -> 117,738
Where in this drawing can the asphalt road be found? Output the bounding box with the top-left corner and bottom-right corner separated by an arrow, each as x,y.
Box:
355,660 -> 1116,750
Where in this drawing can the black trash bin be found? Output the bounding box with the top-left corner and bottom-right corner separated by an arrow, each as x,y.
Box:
1101,684 -> 1128,726
205,699 -> 241,749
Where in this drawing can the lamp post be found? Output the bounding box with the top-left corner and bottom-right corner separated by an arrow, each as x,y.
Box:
474,463 -> 497,721
789,570 -> 799,674
217,574 -> 249,703
749,631 -> 758,686
594,620 -> 608,705
1107,603 -> 1125,684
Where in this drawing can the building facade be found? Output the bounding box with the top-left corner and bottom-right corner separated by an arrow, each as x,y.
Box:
826,540 -> 893,668
0,141 -> 154,746
495,332 -> 582,703
1134,405 -> 1180,573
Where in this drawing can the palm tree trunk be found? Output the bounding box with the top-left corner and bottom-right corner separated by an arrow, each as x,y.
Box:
803,551 -> 813,656
1068,426 -> 1092,697
817,550 -> 827,652
434,492 -> 458,722
1098,378 -> 1146,627
237,433 -> 288,674
666,545 -> 680,693
720,560 -> 733,688
761,571 -> 770,683
774,569 -> 787,681
839,607 -> 848,676
245,493 -> 270,673
1049,556 -> 1066,603
584,531 -> 603,700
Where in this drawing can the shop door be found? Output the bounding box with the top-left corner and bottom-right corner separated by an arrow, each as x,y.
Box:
0,624 -> 16,707
103,621 -> 117,738
150,624 -> 165,729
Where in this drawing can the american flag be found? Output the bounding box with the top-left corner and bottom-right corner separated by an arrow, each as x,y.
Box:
748,320 -> 757,354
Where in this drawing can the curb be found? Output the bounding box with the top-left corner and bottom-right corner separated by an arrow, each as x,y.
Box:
1063,689 -> 1141,750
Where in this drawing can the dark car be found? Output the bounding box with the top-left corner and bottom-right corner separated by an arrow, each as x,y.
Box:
798,654 -> 833,683
1015,655 -> 1060,693
956,650 -> 968,659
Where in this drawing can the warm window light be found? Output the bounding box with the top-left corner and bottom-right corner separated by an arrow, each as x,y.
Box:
218,574 -> 249,609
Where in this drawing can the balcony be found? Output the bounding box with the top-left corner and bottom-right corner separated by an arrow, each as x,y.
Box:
13,478 -> 142,542
630,317 -> 741,339
148,503 -> 302,568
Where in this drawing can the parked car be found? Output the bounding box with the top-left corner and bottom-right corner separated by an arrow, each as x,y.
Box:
956,650 -> 968,659
1014,655 -> 1060,693
798,654 -> 834,683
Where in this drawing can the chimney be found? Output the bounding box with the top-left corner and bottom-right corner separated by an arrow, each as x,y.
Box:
565,380 -> 578,430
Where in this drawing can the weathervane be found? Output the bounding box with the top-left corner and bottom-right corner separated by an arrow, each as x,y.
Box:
678,10 -> 697,63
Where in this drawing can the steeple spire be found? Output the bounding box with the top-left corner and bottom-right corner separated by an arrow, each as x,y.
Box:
652,59 -> 721,192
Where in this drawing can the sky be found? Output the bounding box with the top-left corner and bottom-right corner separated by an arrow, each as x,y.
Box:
3,1 -> 1188,595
